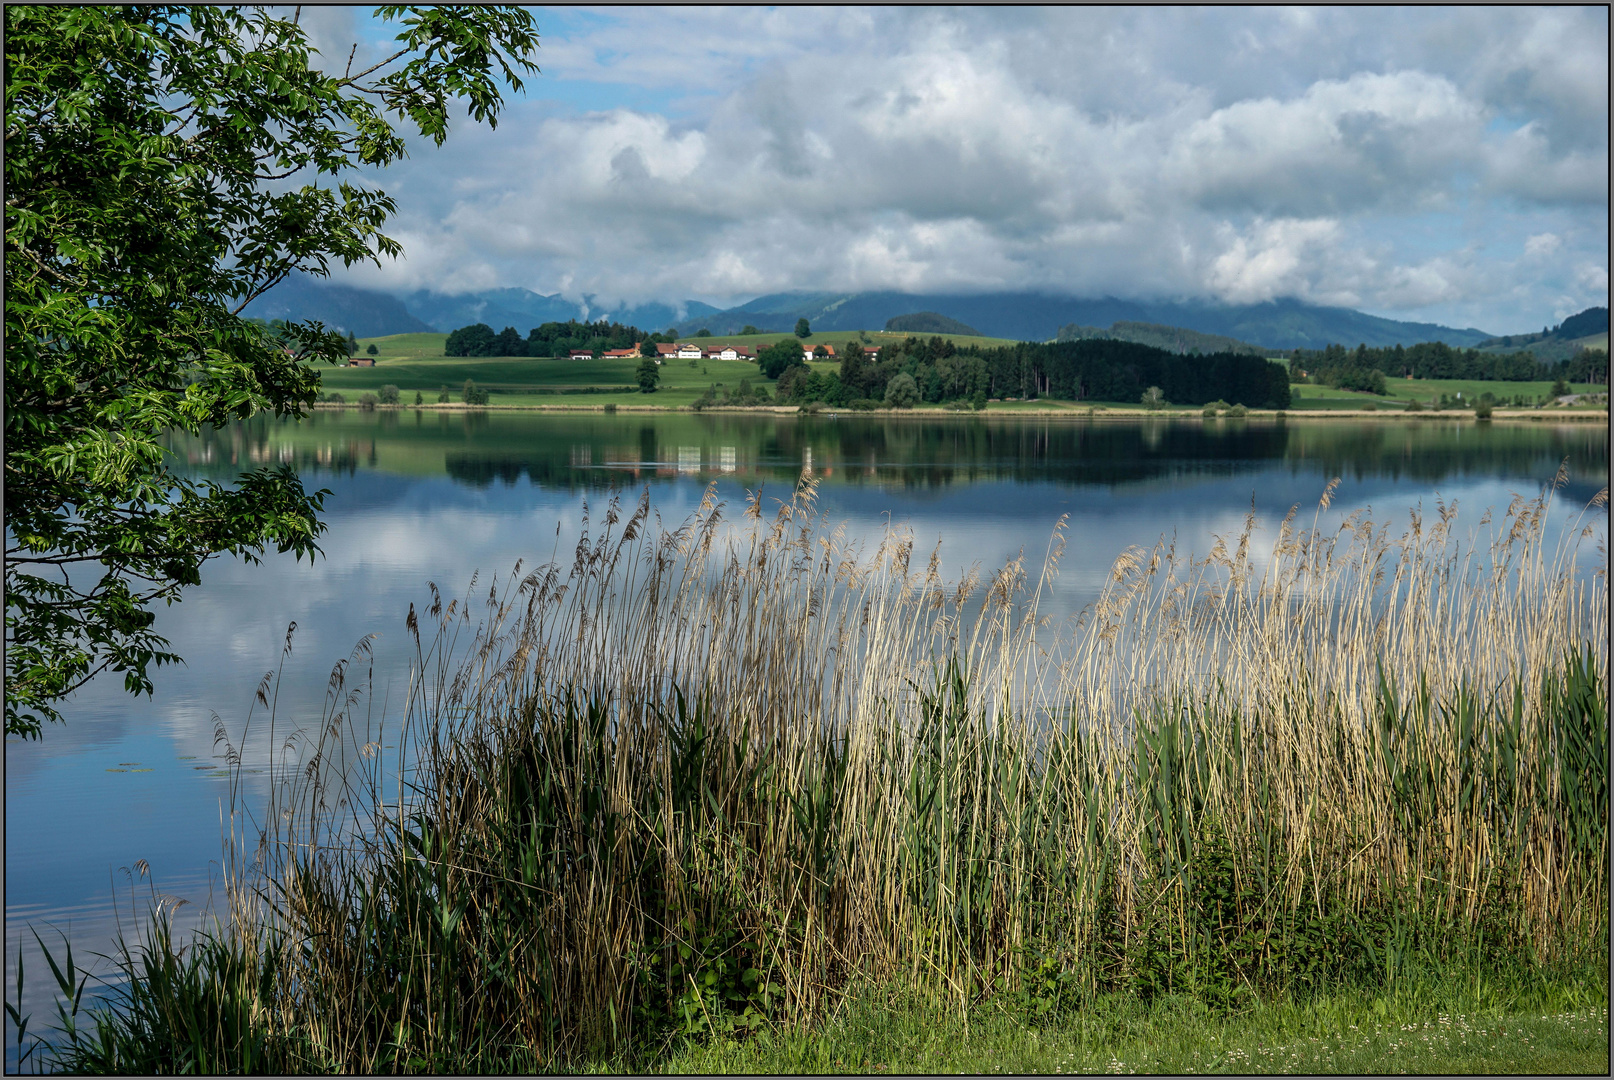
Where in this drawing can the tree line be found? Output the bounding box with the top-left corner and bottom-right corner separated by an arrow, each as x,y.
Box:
1295,341 -> 1608,394
757,335 -> 1291,409
445,319 -> 701,357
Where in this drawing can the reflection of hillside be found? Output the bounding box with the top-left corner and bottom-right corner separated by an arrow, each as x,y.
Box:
1279,422 -> 1609,493
170,413 -> 1608,501
163,420 -> 372,478
441,421 -> 1293,491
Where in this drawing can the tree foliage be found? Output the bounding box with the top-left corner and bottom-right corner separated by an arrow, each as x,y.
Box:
637,357 -> 661,393
766,334 -> 1290,411
758,339 -> 805,380
3,4 -> 538,737
884,373 -> 919,409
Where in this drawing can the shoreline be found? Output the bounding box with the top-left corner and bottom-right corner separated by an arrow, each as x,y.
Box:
309,401 -> 1611,423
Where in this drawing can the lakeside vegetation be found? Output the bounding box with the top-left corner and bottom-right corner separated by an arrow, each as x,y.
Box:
13,468 -> 1606,1073
330,332 -> 1608,417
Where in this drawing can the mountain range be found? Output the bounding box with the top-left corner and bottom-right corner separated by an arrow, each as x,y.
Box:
681,291 -> 1495,349
244,274 -> 1500,350
243,275 -> 720,340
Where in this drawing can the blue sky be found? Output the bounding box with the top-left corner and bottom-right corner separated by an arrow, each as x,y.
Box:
302,6 -> 1608,334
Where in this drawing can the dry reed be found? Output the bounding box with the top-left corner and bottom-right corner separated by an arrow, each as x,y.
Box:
206,470 -> 1606,1070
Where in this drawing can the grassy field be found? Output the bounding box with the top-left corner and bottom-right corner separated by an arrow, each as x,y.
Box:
341,333 -> 1606,415
1288,378 -> 1607,412
649,984 -> 1608,1075
325,354 -> 779,408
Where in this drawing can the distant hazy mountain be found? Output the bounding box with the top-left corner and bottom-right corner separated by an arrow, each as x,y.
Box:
675,291 -> 1494,349
246,274 -> 723,337
1057,320 -> 1268,356
240,275 -> 435,337
247,275 -> 1498,350
885,311 -> 981,335
402,288 -> 722,335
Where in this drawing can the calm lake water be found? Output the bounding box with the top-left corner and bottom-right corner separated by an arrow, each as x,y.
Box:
5,410 -> 1608,1053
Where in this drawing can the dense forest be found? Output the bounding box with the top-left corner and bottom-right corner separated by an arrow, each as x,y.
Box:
445,319 -> 671,357
1295,340 -> 1608,393
1055,320 -> 1269,356
770,335 -> 1291,409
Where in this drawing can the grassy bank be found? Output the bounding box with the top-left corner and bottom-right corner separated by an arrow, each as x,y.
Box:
653,981 -> 1608,1074
13,470 -> 1607,1073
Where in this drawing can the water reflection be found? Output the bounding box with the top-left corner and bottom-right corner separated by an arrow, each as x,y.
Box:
163,411 -> 1609,499
8,410 -> 1606,1058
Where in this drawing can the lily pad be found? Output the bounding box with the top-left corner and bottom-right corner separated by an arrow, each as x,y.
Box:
106,768 -> 128,773
131,768 -> 154,773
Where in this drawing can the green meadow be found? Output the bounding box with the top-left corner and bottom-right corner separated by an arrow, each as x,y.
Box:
329,333 -> 1606,416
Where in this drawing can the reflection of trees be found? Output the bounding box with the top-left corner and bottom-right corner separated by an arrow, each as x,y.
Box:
161,417 -> 363,479
1280,421 -> 1610,492
443,419 -> 1294,491
175,413 -> 1610,503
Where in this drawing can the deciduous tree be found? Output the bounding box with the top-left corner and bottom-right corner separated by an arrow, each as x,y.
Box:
4,5 -> 538,737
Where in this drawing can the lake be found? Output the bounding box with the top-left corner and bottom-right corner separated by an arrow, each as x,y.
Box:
5,410 -> 1607,1053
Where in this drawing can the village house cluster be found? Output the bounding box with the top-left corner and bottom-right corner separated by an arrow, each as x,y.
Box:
575,342 -> 881,364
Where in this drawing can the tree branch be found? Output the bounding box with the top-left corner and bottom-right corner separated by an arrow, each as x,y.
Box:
338,47 -> 410,87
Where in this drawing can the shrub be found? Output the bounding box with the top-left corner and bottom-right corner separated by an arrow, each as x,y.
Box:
438,385 -> 451,403
1141,386 -> 1165,410
1405,399 -> 1424,412
971,389 -> 988,411
378,384 -> 400,405
1475,399 -> 1494,420
1201,405 -> 1218,419
366,343 -> 378,356
884,373 -> 919,409
1226,403 -> 1247,418
414,390 -> 424,406
322,391 -> 345,405
358,392 -> 377,410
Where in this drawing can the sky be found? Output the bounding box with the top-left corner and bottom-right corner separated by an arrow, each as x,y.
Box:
297,6 -> 1607,334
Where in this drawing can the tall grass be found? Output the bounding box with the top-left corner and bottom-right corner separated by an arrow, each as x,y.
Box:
30,470 -> 1609,1072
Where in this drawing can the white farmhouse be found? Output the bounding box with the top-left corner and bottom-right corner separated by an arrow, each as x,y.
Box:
676,343 -> 703,360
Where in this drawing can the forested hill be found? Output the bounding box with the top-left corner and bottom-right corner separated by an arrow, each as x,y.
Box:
1056,320 -> 1269,356
1472,306 -> 1609,363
